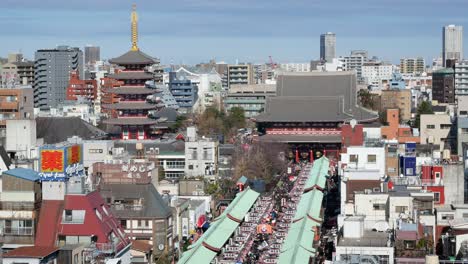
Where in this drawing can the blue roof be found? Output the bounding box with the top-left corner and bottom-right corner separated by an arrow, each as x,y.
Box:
3,168 -> 40,182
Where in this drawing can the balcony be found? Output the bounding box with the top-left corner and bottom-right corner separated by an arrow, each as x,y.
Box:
112,204 -> 143,211
0,201 -> 41,211
0,101 -> 18,110
2,226 -> 34,236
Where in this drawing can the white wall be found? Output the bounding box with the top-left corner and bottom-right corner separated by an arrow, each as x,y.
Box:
6,119 -> 37,157
42,181 -> 66,200
354,193 -> 389,229
388,196 -> 413,228
335,246 -> 394,263
341,147 -> 386,177
3,258 -> 41,264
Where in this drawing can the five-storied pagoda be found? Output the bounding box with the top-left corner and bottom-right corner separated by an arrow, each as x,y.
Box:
102,4 -> 164,140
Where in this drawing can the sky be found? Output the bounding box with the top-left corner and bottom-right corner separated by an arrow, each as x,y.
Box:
1,0 -> 468,65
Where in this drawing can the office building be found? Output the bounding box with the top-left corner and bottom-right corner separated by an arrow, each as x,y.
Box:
432,68 -> 455,104
168,71 -> 199,109
455,60 -> 468,96
400,57 -> 425,74
443,25 -> 463,66
33,46 -> 83,109
320,32 -> 336,62
380,89 -> 412,121
227,64 -> 254,88
340,50 -> 368,79
84,45 -> 100,65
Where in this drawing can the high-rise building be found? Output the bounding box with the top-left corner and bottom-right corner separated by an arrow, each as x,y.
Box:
361,61 -> 393,88
432,68 -> 455,104
320,32 -> 336,62
84,45 -> 100,65
400,57 -> 425,74
33,46 -> 83,109
443,25 -> 463,67
455,60 -> 468,97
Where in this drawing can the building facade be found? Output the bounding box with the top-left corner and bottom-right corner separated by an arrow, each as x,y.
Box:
361,62 -> 393,88
168,72 -> 198,109
432,68 -> 455,104
0,87 -> 34,127
65,70 -> 98,103
184,127 -> 219,179
0,53 -> 34,87
420,113 -> 455,153
227,64 -> 254,88
443,25 -> 463,67
320,32 -> 336,62
400,57 -> 425,74
84,45 -> 100,65
340,50 -> 368,79
380,89 -> 412,121
224,84 -> 276,118
33,46 -> 84,109
455,60 -> 468,97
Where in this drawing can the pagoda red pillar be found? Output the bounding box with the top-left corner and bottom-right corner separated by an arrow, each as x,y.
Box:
310,149 -> 314,163
295,149 -> 299,163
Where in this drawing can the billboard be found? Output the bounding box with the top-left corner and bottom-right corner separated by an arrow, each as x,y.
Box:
39,144 -> 84,181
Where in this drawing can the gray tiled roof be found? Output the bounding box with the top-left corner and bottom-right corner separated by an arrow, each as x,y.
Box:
109,50 -> 157,65
36,117 -> 107,144
100,183 -> 172,219
256,71 -> 378,123
114,139 -> 185,155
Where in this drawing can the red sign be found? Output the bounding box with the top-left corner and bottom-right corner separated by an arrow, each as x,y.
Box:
41,150 -> 64,172
68,145 -> 81,164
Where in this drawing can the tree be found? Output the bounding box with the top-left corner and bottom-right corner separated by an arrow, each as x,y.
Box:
358,89 -> 375,109
227,107 -> 246,129
415,101 -> 433,129
170,115 -> 188,132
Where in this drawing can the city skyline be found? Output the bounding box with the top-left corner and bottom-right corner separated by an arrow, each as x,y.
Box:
1,0 -> 468,64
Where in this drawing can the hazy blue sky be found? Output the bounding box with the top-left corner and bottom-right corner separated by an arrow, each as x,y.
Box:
1,0 -> 467,64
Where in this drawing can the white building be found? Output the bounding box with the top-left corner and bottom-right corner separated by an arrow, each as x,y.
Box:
341,146 -> 386,177
455,60 -> 468,97
340,50 -> 368,79
279,63 -> 311,72
184,127 -> 219,180
362,62 -> 393,88
335,216 -> 394,263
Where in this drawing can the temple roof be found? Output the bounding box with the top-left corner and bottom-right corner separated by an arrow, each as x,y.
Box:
108,71 -> 154,80
103,118 -> 159,125
103,87 -> 159,95
101,102 -> 158,110
109,50 -> 157,65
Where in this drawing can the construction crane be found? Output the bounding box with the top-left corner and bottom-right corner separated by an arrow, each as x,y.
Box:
268,56 -> 278,69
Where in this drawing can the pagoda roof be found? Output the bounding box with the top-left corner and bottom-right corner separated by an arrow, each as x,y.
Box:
103,118 -> 159,125
108,71 -> 154,80
103,87 -> 160,95
109,50 -> 157,65
102,102 -> 158,110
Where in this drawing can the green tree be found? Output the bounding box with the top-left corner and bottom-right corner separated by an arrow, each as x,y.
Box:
227,107 -> 246,129
170,115 -> 188,132
205,182 -> 219,195
358,89 -> 375,109
415,101 -> 434,129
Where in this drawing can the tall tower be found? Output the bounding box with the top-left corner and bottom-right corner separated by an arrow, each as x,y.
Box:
320,32 -> 336,63
443,25 -> 463,67
131,4 -> 139,51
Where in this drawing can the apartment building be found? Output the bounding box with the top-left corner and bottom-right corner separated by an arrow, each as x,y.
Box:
380,89 -> 412,121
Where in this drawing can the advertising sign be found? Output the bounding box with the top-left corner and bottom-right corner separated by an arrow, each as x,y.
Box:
39,144 -> 84,181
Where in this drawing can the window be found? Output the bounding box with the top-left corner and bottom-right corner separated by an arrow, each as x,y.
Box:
426,125 -> 435,129
404,240 -> 416,249
65,210 -> 72,221
350,154 -> 358,163
440,124 -> 452,129
120,219 -> 127,228
373,204 -> 386,210
395,206 -> 407,213
441,214 -> 454,220
434,192 -> 440,203
367,154 -> 377,164
462,128 -> 468,134
461,111 -> 468,115
435,172 -> 441,178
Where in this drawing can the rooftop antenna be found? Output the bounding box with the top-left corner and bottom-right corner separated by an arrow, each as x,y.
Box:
130,4 -> 139,51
